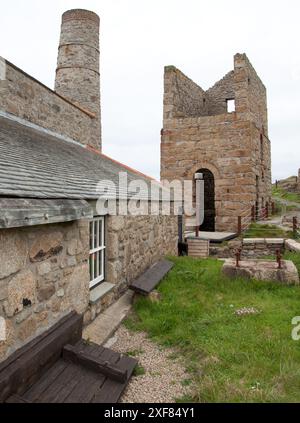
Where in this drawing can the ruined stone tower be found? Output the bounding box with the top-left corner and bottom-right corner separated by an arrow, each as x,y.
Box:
55,9 -> 101,150
161,54 -> 272,233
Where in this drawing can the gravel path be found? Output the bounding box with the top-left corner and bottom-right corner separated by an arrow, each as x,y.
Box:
105,325 -> 194,403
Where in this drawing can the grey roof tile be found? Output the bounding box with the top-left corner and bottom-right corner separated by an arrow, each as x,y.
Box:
0,115 -> 163,201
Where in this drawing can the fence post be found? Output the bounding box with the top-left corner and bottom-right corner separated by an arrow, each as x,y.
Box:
272,201 -> 275,215
293,217 -> 298,237
238,216 -> 242,236
276,249 -> 282,270
251,205 -> 255,222
235,248 -> 242,268
178,214 -> 183,243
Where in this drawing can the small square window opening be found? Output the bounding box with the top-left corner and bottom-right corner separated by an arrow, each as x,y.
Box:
227,99 -> 235,113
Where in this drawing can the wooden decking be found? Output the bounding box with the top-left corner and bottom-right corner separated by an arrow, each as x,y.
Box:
0,312 -> 137,404
5,341 -> 136,403
129,259 -> 174,295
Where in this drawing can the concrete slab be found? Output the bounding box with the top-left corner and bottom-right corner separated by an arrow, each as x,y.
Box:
185,231 -> 236,243
286,239 -> 300,253
265,238 -> 285,245
222,259 -> 299,285
83,290 -> 134,346
243,238 -> 265,244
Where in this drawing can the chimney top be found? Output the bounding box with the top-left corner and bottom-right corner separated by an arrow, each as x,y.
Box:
62,9 -> 100,25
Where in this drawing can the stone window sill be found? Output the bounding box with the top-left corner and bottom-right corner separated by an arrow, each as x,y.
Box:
89,282 -> 115,305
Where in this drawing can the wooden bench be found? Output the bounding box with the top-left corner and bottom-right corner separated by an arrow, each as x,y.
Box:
0,312 -> 137,403
129,259 -> 174,295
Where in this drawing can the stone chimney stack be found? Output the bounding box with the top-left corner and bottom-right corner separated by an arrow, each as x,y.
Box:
55,9 -> 101,150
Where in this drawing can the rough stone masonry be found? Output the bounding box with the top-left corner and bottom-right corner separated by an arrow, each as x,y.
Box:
0,8 -> 178,363
161,54 -> 272,233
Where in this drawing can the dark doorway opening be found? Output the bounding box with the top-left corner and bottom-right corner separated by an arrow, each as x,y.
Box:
195,168 -> 216,232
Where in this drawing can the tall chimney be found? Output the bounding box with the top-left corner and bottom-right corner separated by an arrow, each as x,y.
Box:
55,9 -> 101,150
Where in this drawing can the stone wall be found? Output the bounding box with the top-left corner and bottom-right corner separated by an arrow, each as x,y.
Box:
234,54 -> 268,135
0,220 -> 90,362
0,60 -> 100,149
83,212 -> 178,326
164,66 -> 209,119
210,238 -> 285,259
207,71 -> 235,115
106,213 -> 178,292
161,53 -> 272,232
161,114 -> 257,231
0,211 -> 178,362
55,9 -> 101,148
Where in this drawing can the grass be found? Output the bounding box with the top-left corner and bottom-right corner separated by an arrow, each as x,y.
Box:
126,349 -> 144,357
133,365 -> 146,377
125,256 -> 300,403
272,186 -> 300,205
243,223 -> 293,239
284,252 -> 300,274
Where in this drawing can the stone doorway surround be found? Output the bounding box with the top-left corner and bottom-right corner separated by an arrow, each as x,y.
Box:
196,168 -> 216,232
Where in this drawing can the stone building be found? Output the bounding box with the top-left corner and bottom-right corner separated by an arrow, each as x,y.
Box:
161,54 -> 272,232
0,9 -> 178,362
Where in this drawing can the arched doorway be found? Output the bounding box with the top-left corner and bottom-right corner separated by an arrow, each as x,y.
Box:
195,168 -> 216,232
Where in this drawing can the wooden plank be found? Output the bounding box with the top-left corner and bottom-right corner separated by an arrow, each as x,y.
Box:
28,344 -> 133,404
36,363 -> 82,403
64,370 -> 105,404
75,340 -> 105,358
22,360 -> 67,402
63,343 -> 108,403
63,345 -> 128,383
92,355 -> 137,403
0,312 -> 83,403
0,312 -> 79,373
0,198 -> 92,229
34,343 -> 103,403
5,395 -> 31,404
129,259 -> 174,295
1,319 -> 136,404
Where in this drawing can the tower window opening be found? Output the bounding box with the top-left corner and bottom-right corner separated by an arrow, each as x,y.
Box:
226,99 -> 235,113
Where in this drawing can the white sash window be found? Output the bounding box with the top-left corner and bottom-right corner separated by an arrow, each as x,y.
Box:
89,217 -> 105,289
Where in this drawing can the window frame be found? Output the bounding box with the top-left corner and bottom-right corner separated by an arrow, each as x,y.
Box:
89,216 -> 106,289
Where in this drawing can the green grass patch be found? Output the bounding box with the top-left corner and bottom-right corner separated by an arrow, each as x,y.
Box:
126,349 -> 144,357
272,186 -> 300,205
125,256 -> 300,403
243,223 -> 292,239
284,252 -> 300,274
133,365 -> 146,377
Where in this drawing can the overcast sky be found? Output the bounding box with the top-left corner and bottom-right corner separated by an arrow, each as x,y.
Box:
0,0 -> 299,181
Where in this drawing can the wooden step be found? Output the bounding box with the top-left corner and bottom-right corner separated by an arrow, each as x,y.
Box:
1,313 -> 137,404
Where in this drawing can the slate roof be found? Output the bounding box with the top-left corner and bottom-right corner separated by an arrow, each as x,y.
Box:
0,114 -> 164,201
